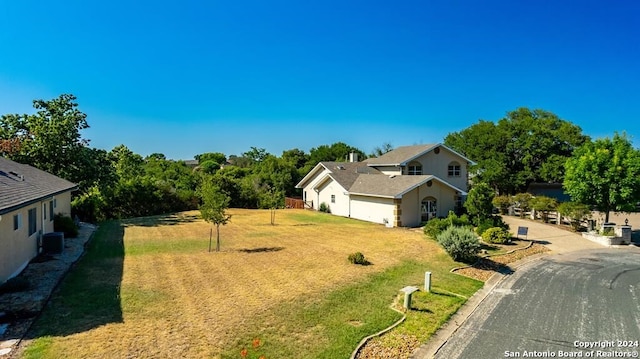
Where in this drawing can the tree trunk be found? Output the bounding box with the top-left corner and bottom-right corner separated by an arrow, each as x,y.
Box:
208,226 -> 213,252
216,223 -> 221,252
605,210 -> 610,223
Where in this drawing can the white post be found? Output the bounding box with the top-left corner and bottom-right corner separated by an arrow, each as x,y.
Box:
424,271 -> 432,292
403,292 -> 412,309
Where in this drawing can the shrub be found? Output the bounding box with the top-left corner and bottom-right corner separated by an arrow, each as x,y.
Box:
475,215 -> 510,236
54,214 -> 79,238
348,252 -> 368,265
557,202 -> 591,231
0,276 -> 30,294
436,226 -> 481,263
601,227 -> 615,236
319,202 -> 331,213
424,211 -> 472,239
531,196 -> 558,223
492,195 -> 512,215
464,183 -> 496,225
482,227 -> 511,244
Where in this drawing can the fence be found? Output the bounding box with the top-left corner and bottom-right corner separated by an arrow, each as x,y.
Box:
285,197 -> 305,209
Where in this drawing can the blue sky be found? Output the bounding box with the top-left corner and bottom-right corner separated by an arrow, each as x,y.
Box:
1,0 -> 639,160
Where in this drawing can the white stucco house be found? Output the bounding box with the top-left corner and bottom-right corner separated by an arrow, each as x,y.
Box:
0,157 -> 77,284
295,144 -> 474,227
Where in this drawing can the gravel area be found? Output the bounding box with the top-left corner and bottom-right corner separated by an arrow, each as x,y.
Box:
0,223 -> 96,358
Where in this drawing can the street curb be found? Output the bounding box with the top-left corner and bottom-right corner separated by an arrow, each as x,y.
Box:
409,252 -> 549,359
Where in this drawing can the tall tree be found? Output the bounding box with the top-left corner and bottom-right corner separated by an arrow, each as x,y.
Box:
564,133 -> 640,223
445,108 -> 589,194
199,179 -> 232,252
0,94 -> 90,183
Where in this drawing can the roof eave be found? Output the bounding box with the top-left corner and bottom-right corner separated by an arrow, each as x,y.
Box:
0,185 -> 78,215
295,163 -> 329,188
348,191 -> 396,199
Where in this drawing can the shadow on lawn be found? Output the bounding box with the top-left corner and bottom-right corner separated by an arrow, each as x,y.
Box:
25,221 -> 125,339
238,246 -> 285,253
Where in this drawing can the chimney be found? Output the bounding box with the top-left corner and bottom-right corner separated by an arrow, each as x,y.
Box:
349,152 -> 358,163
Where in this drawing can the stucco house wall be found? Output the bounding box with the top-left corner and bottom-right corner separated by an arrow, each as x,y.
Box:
315,179 -> 350,217
399,181 -> 458,227
0,194 -> 72,283
406,148 -> 469,192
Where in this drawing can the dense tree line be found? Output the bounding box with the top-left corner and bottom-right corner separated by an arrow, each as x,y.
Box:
0,94 -> 368,222
3,95 -> 638,223
445,108 -> 590,194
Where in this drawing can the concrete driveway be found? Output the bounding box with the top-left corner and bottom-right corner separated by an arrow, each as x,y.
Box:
413,216 -> 640,359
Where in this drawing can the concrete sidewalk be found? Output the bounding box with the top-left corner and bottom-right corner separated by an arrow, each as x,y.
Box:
411,215 -> 633,359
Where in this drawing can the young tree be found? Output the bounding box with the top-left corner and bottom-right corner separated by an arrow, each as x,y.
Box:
199,180 -> 232,252
564,133 -> 640,223
464,182 -> 495,225
259,186 -> 284,225
0,94 -> 90,183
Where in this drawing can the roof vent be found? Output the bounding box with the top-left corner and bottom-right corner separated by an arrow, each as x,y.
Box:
389,175 -> 396,179
337,165 -> 345,170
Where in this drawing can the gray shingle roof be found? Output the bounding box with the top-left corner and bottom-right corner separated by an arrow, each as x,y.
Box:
365,144 -> 438,165
349,175 -> 435,198
0,157 -> 77,214
319,161 -> 380,190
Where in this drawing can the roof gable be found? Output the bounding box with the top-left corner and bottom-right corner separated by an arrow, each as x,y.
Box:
295,161 -> 380,189
366,143 -> 475,166
0,157 -> 77,214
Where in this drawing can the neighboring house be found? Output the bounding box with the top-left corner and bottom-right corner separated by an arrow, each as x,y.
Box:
296,144 -> 474,227
0,157 -> 77,284
527,182 -> 571,202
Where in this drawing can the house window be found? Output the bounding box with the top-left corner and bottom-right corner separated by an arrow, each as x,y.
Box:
331,194 -> 335,203
408,161 -> 422,175
43,203 -> 47,220
448,162 -> 461,177
50,200 -> 54,221
13,214 -> 22,230
28,208 -> 37,236
53,198 -> 57,208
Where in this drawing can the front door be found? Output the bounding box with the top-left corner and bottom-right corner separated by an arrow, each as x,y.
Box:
421,197 -> 437,221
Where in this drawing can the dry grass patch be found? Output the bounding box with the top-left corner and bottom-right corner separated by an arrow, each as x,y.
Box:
21,209 -> 480,359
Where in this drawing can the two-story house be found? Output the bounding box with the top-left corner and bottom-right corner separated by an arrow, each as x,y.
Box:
295,144 -> 474,227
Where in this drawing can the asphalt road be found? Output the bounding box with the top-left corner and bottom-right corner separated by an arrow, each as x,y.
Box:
435,249 -> 640,359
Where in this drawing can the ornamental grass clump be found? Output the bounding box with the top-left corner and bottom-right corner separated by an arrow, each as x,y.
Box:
436,226 -> 481,263
348,252 -> 368,265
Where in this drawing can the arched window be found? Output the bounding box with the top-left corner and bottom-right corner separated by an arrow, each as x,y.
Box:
408,161 -> 422,175
448,161 -> 461,177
